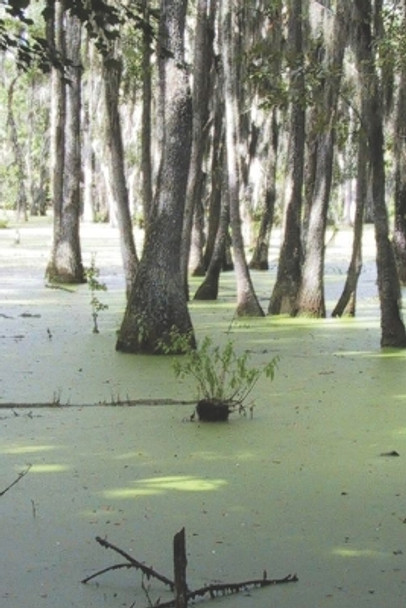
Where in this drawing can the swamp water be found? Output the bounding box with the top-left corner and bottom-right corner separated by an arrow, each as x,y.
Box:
0,219 -> 405,607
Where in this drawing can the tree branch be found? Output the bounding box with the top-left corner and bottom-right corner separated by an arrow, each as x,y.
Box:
155,573 -> 299,607
81,536 -> 175,590
81,562 -> 134,584
0,464 -> 31,497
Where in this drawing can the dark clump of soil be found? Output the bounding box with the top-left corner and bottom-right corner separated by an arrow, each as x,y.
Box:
196,399 -> 232,422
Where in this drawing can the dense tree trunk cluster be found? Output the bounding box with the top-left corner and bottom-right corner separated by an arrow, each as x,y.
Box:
2,0 -> 406,350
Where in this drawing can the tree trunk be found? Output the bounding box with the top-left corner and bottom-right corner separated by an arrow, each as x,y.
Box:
194,159 -> 229,301
102,47 -> 138,297
141,0 -> 153,227
25,74 -> 49,217
268,0 -> 305,315
220,0 -> 264,317
203,72 -> 224,272
332,130 -> 368,317
47,0 -> 64,246
247,1 -> 282,271
46,3 -> 85,284
353,0 -> 406,347
249,110 -> 278,270
7,75 -> 28,222
189,189 -> 206,277
392,1 -> 406,284
82,38 -> 98,222
116,0 -> 195,354
296,1 -> 350,317
180,0 -> 214,295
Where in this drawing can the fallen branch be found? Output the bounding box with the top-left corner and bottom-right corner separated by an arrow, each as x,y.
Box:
0,464 -> 31,497
155,573 -> 298,608
45,282 -> 77,293
83,530 -> 298,607
81,562 -> 136,583
193,573 -> 298,599
0,398 -> 196,409
81,536 -> 174,590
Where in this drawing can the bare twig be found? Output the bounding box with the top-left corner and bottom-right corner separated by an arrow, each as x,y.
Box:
155,573 -> 299,607
81,562 -> 134,584
81,536 -> 175,590
0,464 -> 31,497
141,575 -> 156,608
187,573 -> 299,600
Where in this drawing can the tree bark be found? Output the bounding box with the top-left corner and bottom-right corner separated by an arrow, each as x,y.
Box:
46,3 -> 85,284
353,0 -> 406,347
116,0 -> 195,354
268,0 -> 305,315
220,0 -> 264,317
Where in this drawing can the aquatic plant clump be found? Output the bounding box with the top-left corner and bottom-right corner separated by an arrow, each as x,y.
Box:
171,335 -> 279,421
84,253 -> 109,333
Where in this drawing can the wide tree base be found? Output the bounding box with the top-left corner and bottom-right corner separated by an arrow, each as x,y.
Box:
193,278 -> 219,300
45,263 -> 86,285
380,327 -> 406,348
116,256 -> 196,354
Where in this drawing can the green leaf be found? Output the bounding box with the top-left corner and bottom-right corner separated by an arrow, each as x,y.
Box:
170,336 -> 279,413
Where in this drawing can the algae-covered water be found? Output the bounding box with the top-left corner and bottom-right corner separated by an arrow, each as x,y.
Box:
0,219 -> 405,607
